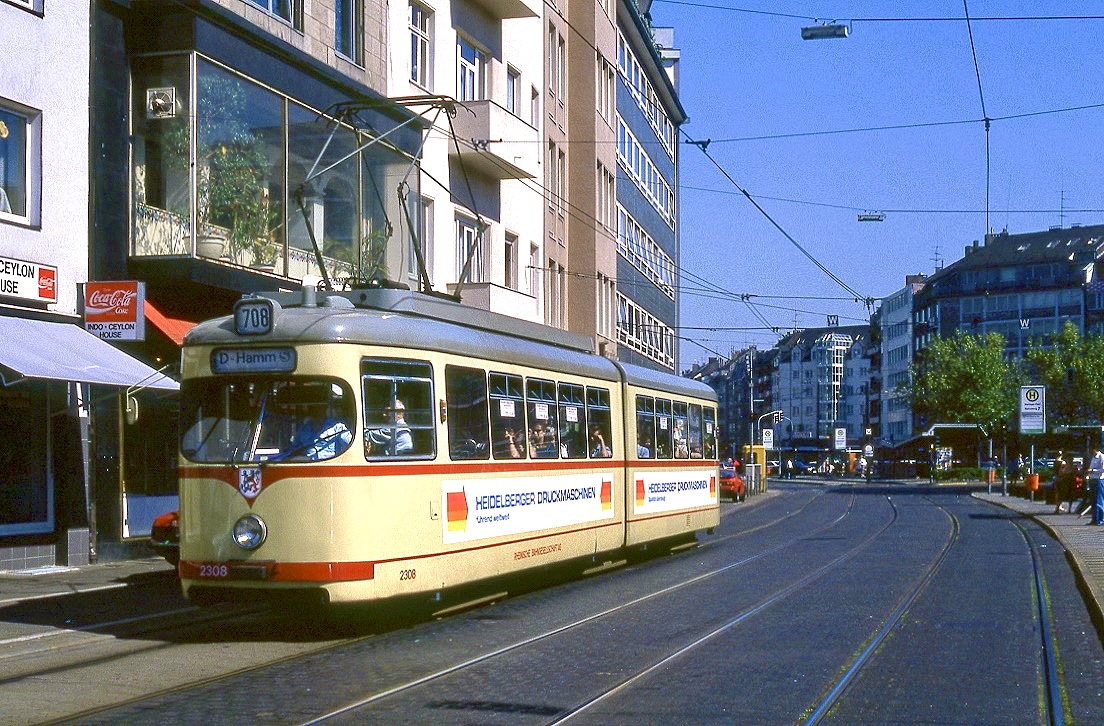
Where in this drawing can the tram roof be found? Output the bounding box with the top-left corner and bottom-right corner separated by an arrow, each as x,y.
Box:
188,288 -> 619,381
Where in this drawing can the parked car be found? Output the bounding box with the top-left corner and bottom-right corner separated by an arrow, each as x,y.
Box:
767,460 -> 780,475
148,510 -> 179,567
720,466 -> 746,502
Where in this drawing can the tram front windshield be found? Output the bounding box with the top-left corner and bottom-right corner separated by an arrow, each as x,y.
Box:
180,378 -> 355,463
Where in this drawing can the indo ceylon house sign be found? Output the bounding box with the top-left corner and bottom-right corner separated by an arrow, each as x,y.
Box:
83,280 -> 146,341
0,255 -> 58,303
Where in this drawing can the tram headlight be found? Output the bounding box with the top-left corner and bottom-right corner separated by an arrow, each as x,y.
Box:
232,514 -> 267,550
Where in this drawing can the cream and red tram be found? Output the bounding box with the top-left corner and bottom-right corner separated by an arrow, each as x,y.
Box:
177,287 -> 719,608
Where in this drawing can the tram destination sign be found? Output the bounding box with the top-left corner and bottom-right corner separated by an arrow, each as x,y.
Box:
1019,385 -> 1046,435
211,347 -> 296,374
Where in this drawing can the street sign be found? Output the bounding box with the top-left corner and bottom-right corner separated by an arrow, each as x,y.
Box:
1019,385 -> 1046,435
762,428 -> 774,449
834,427 -> 846,451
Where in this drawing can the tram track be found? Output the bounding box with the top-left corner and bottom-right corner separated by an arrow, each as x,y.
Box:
291,490 -> 876,723
54,487 -> 854,724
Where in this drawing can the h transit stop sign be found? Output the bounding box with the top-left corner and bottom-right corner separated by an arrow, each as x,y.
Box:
1019,385 -> 1046,435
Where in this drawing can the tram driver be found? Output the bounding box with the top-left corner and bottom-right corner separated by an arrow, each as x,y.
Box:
365,399 -> 414,456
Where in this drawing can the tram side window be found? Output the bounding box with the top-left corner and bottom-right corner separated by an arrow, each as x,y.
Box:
362,359 -> 435,459
703,406 -> 717,460
635,395 -> 655,459
490,372 -> 526,459
558,383 -> 587,459
688,403 -> 704,459
445,365 -> 490,459
586,386 -> 613,458
655,398 -> 673,459
673,401 -> 689,459
526,377 -> 559,458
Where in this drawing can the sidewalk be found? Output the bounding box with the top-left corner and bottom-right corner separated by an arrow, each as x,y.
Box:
0,557 -> 174,608
975,491 -> 1104,634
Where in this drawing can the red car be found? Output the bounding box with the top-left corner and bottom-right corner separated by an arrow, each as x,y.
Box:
720,466 -> 746,502
148,510 -> 180,567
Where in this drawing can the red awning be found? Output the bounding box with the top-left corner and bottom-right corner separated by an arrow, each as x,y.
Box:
144,301 -> 195,346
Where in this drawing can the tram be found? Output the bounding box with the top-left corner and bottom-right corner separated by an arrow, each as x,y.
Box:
177,286 -> 719,608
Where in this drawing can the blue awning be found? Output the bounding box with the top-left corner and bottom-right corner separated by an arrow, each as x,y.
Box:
0,316 -> 178,391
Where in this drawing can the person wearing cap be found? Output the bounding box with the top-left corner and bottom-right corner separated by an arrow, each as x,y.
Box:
366,399 -> 413,455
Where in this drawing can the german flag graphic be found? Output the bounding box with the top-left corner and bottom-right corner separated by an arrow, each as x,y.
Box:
446,489 -> 468,532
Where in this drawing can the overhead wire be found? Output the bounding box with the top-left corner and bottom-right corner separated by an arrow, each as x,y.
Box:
962,0 -> 991,236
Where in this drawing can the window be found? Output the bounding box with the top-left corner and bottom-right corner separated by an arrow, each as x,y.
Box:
673,402 -> 689,459
490,372 -> 526,459
410,2 -> 432,88
526,377 -> 559,458
506,67 -> 521,116
596,53 -> 615,124
336,0 -> 363,64
457,36 -> 487,102
636,395 -> 655,459
531,86 -> 540,127
456,217 -> 484,282
559,383 -> 587,459
179,378 -> 356,463
409,195 -> 432,280
703,407 -> 717,459
655,398 -> 672,459
248,0 -> 297,26
446,365 -> 489,459
586,387 -> 613,458
0,102 -> 33,221
505,232 -> 518,289
362,359 -> 434,458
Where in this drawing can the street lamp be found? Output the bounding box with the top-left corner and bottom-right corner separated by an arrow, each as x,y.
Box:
801,22 -> 850,40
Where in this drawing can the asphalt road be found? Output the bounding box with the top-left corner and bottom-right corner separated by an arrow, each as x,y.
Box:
5,482 -> 1104,724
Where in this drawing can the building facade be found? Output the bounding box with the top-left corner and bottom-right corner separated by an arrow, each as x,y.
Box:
613,2 -> 684,371
878,275 -> 926,446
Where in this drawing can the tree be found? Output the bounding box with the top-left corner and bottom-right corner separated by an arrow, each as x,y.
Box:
905,330 -> 1020,434
1025,322 -> 1104,425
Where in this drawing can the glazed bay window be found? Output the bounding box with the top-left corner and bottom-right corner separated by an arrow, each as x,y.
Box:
0,102 -> 33,220
131,55 -> 413,283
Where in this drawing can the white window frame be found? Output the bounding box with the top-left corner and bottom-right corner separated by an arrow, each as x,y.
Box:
409,195 -> 432,281
335,0 -> 364,65
457,36 -> 487,102
410,1 -> 432,88
248,0 -> 297,27
0,101 -> 38,224
456,217 -> 484,282
506,66 -> 521,116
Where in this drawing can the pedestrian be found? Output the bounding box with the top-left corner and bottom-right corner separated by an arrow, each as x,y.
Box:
1052,452 -> 1073,514
1091,447 -> 1104,525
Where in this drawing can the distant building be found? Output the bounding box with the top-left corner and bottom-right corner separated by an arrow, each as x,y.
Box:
878,275 -> 927,446
914,225 -> 1104,357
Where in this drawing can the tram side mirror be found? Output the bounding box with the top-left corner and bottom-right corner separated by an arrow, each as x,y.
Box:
125,394 -> 139,425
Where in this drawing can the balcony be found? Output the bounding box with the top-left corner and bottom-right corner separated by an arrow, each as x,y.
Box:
468,0 -> 540,19
449,100 -> 540,180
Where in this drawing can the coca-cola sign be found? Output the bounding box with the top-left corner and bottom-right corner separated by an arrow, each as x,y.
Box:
84,281 -> 146,341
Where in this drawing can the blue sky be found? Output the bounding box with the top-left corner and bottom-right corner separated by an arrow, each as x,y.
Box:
651,1 -> 1104,368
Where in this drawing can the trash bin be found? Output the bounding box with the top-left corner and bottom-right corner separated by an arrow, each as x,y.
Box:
1025,473 -> 1039,499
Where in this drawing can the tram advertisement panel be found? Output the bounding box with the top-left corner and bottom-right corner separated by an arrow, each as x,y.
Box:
442,474 -> 614,544
633,471 -> 717,514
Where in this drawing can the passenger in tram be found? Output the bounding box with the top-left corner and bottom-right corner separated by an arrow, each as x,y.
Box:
365,399 -> 413,455
638,435 -> 653,458
529,422 -> 558,458
497,426 -> 524,458
589,425 -> 612,458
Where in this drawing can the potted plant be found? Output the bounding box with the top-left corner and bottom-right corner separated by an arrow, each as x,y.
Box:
166,71 -> 277,261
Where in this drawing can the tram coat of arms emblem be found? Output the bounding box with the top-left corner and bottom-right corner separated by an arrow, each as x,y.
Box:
239,468 -> 262,500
